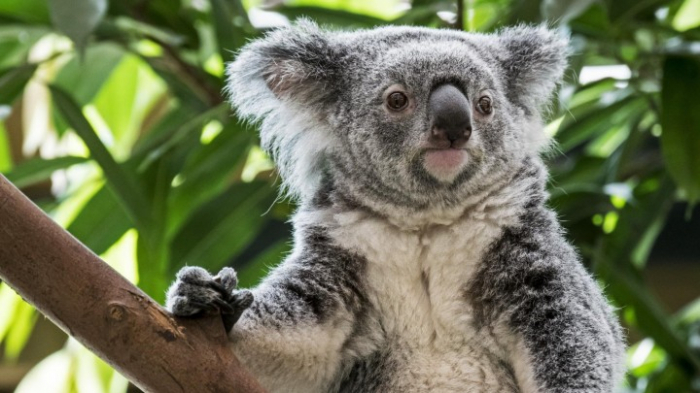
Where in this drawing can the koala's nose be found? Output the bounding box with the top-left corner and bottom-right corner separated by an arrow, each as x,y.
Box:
428,84 -> 472,148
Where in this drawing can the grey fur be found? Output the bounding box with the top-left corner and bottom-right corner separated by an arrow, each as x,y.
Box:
168,21 -> 625,392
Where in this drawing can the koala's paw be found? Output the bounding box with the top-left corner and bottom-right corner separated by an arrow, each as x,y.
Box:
166,266 -> 253,332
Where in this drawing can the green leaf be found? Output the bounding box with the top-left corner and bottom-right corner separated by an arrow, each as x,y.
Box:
541,0 -> 596,24
130,106 -> 196,158
0,0 -> 50,24
283,0 -> 404,20
168,122 -> 254,233
140,57 -> 211,112
611,115 -> 656,181
600,175 -> 675,268
137,231 -> 169,303
0,25 -> 50,69
92,53 -> 168,157
49,85 -> 154,233
661,56 -> 700,205
111,0 -> 198,47
14,350 -> 73,393
4,156 -> 88,188
135,104 -> 229,169
134,156 -> 173,301
53,43 -> 125,105
0,121 -> 11,173
596,176 -> 700,370
556,95 -> 643,152
210,0 -> 251,61
673,0 -> 700,31
0,283 -> 21,343
508,0 -> 543,24
169,181 -> 275,275
66,185 -> 133,255
276,5 -> 390,27
645,361 -> 693,391
627,339 -> 667,377
566,78 -> 618,109
0,64 -> 38,105
550,155 -> 608,188
48,0 -> 107,51
550,189 -> 611,223
4,299 -> 37,360
676,296 -> 700,324
568,3 -> 610,36
391,4 -> 445,26
605,0 -> 671,23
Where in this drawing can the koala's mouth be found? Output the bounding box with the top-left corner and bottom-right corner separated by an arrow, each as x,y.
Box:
421,148 -> 468,183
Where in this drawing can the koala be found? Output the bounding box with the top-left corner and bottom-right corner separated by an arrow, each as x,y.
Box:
166,20 -> 626,393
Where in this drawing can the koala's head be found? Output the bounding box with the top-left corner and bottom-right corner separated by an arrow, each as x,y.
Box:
227,21 -> 567,219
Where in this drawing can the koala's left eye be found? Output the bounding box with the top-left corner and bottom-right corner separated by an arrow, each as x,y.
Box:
476,96 -> 493,115
386,92 -> 409,111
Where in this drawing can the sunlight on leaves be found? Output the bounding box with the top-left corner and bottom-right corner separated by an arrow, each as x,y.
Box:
672,0 -> 700,32
4,300 -> 37,360
14,350 -> 73,393
628,339 -> 667,378
200,120 -> 224,144
286,0 -> 406,19
0,283 -> 20,343
92,54 -> 168,160
0,121 -> 11,172
100,229 -> 139,284
242,146 -> 275,182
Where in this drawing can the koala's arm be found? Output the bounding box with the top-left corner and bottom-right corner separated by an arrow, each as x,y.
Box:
166,227 -> 371,393
470,208 -> 625,393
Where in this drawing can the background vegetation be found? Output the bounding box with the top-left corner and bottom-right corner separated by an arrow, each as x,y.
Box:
0,0 -> 699,391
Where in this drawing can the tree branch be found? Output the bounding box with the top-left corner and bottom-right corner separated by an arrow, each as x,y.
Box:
0,174 -> 265,393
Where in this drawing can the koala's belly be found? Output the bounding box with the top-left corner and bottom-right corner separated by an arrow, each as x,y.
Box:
362,281 -> 519,393
387,348 -> 518,393
339,335 -> 519,393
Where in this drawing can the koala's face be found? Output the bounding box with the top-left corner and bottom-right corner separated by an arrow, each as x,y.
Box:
227,22 -> 567,215
332,36 -> 519,207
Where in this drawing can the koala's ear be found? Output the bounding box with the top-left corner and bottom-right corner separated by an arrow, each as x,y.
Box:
497,25 -> 569,114
226,20 -> 347,120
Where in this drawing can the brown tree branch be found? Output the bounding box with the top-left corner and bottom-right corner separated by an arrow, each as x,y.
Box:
0,174 -> 265,393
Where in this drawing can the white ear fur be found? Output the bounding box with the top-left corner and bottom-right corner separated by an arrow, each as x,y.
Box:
498,25 -> 569,109
497,25 -> 569,153
226,20 -> 342,201
258,103 -> 339,200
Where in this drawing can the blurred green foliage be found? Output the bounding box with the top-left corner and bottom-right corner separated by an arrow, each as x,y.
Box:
0,0 -> 699,391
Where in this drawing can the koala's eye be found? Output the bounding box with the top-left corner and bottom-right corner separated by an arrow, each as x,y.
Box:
386,92 -> 409,111
477,96 -> 493,115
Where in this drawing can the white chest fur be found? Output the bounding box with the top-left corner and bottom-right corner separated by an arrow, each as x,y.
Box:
308,206 -> 523,392
330,212 -> 501,345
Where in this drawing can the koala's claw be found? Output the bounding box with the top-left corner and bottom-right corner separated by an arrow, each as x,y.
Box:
166,266 -> 253,332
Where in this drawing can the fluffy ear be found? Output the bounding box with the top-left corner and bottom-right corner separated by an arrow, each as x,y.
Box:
497,25 -> 569,115
225,20 -> 349,201
226,19 -> 349,121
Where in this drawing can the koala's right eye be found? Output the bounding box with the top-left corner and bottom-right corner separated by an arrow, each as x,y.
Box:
386,92 -> 409,111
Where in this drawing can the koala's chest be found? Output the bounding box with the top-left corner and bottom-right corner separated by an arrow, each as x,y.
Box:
330,217 -> 517,391
330,216 -> 504,347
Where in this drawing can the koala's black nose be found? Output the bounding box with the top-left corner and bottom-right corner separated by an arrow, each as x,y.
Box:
428,84 -> 472,148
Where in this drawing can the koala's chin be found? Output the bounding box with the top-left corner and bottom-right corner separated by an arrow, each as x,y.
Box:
421,149 -> 469,183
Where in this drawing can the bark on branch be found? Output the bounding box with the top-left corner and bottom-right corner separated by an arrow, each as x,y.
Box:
0,174 -> 265,393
